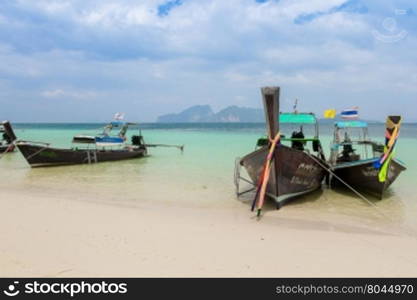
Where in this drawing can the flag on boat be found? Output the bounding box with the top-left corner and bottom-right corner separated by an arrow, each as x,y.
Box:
323,109 -> 336,119
293,99 -> 298,113
341,107 -> 359,120
113,112 -> 125,121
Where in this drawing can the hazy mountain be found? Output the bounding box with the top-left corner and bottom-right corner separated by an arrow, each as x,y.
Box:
212,106 -> 264,122
157,105 -> 214,123
157,105 -> 383,123
157,105 -> 264,123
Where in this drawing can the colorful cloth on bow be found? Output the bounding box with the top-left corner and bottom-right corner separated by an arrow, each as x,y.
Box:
373,116 -> 402,182
378,152 -> 394,183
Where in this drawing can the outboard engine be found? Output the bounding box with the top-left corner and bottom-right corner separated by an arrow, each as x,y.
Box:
132,135 -> 144,146
291,130 -> 305,151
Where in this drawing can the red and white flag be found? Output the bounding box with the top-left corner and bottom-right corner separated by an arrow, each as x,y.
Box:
341,107 -> 359,120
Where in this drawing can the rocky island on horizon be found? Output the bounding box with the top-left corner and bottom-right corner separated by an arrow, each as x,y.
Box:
157,105 -> 264,123
156,105 -> 386,124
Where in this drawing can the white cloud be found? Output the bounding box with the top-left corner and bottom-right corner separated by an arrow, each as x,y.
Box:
41,88 -> 98,100
0,0 -> 416,121
41,89 -> 65,98
78,3 -> 158,27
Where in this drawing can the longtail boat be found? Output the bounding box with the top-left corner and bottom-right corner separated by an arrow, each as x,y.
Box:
328,116 -> 406,199
0,121 -> 17,153
15,120 -> 150,168
234,87 -> 327,210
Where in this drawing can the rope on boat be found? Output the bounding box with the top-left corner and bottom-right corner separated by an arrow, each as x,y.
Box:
0,143 -> 15,159
305,151 -> 393,220
25,145 -> 51,161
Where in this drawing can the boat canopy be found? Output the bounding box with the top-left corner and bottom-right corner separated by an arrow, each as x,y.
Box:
280,113 -> 316,124
335,121 -> 368,128
95,136 -> 124,144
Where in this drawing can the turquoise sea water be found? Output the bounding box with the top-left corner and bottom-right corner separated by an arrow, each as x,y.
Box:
1,122 -> 417,230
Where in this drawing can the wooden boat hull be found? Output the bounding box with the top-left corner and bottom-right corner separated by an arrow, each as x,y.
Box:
240,144 -> 327,207
331,158 -> 406,199
16,143 -> 147,167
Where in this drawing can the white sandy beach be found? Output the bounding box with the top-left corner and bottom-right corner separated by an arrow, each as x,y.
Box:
1,189 -> 417,277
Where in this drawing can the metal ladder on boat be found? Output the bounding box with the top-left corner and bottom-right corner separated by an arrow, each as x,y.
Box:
86,149 -> 98,164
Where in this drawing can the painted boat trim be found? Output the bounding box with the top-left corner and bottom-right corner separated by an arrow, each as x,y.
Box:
331,158 -> 378,170
268,186 -> 321,204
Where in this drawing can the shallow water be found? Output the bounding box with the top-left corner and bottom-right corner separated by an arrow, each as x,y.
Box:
1,123 -> 416,231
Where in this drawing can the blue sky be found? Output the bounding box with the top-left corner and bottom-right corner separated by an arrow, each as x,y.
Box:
0,0 -> 416,122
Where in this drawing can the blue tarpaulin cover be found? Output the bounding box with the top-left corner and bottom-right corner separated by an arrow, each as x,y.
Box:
280,113 -> 316,124
335,121 -> 368,128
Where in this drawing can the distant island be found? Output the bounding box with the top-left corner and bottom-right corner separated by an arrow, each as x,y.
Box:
157,105 -> 264,123
156,105 -> 385,123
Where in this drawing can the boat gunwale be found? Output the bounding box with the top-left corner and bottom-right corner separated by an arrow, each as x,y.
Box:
16,141 -> 145,152
331,157 -> 407,170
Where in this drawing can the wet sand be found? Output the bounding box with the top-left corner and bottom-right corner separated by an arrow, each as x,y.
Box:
1,189 -> 417,277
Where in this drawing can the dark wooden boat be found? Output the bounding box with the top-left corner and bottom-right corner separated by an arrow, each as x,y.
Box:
235,87 -> 327,208
0,121 -> 17,153
16,142 -> 146,167
16,121 -> 148,168
0,144 -> 13,153
329,117 -> 406,199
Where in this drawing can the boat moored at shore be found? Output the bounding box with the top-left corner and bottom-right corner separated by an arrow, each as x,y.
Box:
16,121 -> 148,167
328,116 -> 406,199
235,87 -> 328,212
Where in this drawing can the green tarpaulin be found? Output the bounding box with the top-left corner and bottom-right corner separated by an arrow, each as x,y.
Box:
335,121 -> 368,128
280,113 -> 316,124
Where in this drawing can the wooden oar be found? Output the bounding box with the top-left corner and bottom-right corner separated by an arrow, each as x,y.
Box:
145,143 -> 184,152
256,132 -> 281,217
